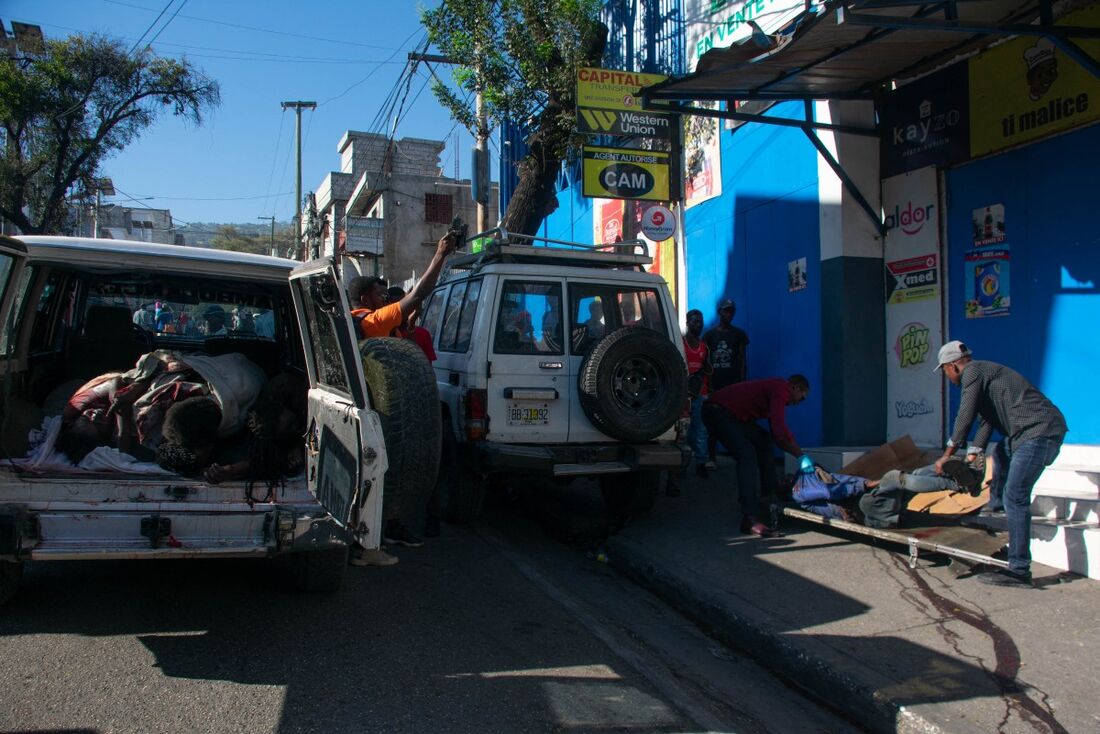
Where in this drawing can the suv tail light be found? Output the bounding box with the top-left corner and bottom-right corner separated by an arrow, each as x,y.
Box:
464,388 -> 488,441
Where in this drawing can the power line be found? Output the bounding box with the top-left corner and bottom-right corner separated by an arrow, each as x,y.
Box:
320,28 -> 426,107
263,109 -> 288,220
101,0 -> 417,52
127,0 -> 174,55
143,0 -> 188,48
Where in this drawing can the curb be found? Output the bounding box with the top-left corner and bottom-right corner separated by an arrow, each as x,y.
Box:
605,534 -> 960,734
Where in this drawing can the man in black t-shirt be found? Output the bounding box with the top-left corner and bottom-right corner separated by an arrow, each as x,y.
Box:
703,299 -> 749,391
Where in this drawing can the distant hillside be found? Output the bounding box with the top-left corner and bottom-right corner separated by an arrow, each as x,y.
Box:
177,221 -> 290,248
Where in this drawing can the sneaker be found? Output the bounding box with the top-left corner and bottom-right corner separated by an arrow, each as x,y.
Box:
739,516 -> 777,537
704,461 -> 717,471
976,569 -> 1032,587
940,457 -> 983,491
350,547 -> 398,567
977,509 -> 1006,519
384,521 -> 424,547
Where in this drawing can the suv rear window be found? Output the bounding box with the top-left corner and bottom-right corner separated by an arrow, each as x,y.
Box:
493,281 -> 564,355
569,285 -> 664,354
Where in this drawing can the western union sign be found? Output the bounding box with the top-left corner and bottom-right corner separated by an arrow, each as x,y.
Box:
577,67 -> 668,112
582,146 -> 670,201
577,108 -> 674,138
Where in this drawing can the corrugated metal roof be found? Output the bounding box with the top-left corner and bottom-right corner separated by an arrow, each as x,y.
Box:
642,0 -> 1047,102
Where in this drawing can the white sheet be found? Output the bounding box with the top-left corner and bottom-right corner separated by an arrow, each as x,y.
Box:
12,415 -> 171,475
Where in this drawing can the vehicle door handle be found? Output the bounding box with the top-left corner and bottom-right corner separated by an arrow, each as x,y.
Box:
539,361 -> 564,369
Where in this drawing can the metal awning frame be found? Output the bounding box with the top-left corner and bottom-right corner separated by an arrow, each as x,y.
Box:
639,0 -> 1100,237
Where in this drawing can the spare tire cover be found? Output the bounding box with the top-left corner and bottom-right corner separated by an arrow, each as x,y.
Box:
578,327 -> 687,442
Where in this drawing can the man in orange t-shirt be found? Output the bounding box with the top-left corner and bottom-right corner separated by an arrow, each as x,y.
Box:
348,230 -> 457,338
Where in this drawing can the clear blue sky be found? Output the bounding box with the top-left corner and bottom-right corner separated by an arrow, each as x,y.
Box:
5,0 -> 477,225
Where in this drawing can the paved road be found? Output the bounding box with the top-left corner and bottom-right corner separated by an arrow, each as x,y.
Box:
0,488 -> 861,734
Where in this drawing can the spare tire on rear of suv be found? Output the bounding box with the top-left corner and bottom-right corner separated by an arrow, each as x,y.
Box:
360,338 -> 441,529
578,327 -> 687,443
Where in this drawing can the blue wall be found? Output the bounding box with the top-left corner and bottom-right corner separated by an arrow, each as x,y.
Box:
946,122 -> 1100,444
684,102 -> 824,447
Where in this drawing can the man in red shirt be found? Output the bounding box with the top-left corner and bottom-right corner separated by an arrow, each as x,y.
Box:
702,375 -> 810,536
348,230 -> 457,338
682,309 -> 712,476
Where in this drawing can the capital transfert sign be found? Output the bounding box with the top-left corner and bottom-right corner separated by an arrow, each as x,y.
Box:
582,146 -> 670,201
576,68 -> 669,112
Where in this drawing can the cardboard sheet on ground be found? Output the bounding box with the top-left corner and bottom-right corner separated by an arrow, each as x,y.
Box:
838,435 -> 991,515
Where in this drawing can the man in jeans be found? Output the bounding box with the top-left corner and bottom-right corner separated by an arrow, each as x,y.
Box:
933,340 -> 1067,587
702,375 -> 810,537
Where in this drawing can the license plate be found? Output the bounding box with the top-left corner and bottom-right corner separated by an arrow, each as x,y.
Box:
506,402 -> 550,426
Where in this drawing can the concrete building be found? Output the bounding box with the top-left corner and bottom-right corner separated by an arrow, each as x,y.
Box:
313,130 -> 498,285
71,204 -> 181,245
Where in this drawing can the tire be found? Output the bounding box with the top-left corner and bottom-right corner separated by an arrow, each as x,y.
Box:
280,547 -> 348,593
578,327 -> 688,442
601,470 -> 661,517
0,560 -> 23,605
360,338 -> 441,526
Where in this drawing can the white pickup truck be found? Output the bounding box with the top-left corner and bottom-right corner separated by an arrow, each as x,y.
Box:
0,236 -> 437,603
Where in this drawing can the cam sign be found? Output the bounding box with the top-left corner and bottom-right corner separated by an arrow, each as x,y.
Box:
685,0 -> 819,72
582,147 -> 670,202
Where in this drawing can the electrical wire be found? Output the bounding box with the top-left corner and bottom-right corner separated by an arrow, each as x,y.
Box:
320,28 -> 426,107
263,109 -> 288,220
142,0 -> 187,49
127,0 -> 174,55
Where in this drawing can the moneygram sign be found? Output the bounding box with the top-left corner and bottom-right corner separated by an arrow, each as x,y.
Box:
582,147 -> 670,201
576,68 -> 674,140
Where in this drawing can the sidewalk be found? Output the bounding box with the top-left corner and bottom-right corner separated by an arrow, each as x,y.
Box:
604,460 -> 1100,734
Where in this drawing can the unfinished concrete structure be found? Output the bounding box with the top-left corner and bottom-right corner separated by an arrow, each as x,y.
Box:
313,131 -> 497,284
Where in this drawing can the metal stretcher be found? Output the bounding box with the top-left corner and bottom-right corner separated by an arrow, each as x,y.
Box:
774,504 -> 1010,570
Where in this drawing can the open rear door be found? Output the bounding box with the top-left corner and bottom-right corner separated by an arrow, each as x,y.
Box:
0,236 -> 29,361
289,259 -> 387,549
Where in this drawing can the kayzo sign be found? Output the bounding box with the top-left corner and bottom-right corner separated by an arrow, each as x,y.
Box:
685,0 -> 817,72
582,147 -> 671,201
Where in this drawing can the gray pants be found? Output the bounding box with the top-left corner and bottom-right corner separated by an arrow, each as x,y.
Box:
859,465 -> 959,529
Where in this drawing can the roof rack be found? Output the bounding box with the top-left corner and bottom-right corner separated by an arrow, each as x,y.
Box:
444,228 -> 652,276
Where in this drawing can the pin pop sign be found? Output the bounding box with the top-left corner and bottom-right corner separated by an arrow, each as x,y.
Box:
641,205 -> 676,241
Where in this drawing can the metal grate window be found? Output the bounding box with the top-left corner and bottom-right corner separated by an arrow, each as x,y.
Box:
424,193 -> 453,224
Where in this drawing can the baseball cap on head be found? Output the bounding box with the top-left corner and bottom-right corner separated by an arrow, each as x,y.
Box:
933,340 -> 972,371
718,299 -> 735,312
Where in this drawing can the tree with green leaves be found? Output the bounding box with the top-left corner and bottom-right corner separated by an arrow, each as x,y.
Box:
421,0 -> 607,237
0,34 -> 220,235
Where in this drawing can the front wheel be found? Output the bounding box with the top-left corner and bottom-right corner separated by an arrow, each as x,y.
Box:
0,560 -> 24,605
600,470 -> 661,518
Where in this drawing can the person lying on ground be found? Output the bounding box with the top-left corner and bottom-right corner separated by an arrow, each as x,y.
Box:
790,458 -> 983,528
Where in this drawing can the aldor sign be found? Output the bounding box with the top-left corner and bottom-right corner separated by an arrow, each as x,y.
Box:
582,147 -> 670,201
884,201 -> 935,236
641,205 -> 676,241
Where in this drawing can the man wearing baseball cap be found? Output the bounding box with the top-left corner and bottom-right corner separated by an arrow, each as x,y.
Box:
933,340 -> 1067,587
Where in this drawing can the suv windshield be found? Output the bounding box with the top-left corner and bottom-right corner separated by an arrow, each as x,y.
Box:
87,284 -> 276,340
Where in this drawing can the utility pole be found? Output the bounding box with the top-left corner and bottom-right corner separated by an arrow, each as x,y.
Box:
408,52 -> 490,232
257,215 -> 276,257
281,100 -> 316,260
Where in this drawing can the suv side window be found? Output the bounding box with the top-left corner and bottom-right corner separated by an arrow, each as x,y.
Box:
493,281 -> 563,355
438,281 -> 468,352
420,289 -> 445,338
454,279 -> 481,353
570,285 -> 664,354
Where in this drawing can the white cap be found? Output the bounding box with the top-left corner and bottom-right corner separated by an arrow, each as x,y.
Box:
933,340 -> 972,372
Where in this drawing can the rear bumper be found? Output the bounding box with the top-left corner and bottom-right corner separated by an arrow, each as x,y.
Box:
471,441 -> 690,477
0,502 -> 351,561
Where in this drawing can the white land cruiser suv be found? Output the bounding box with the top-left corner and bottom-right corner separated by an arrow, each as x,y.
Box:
420,230 -> 689,522
0,236 -> 436,603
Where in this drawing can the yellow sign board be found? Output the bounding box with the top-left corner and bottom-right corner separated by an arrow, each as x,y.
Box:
582,147 -> 670,201
970,4 -> 1100,157
577,67 -> 669,112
